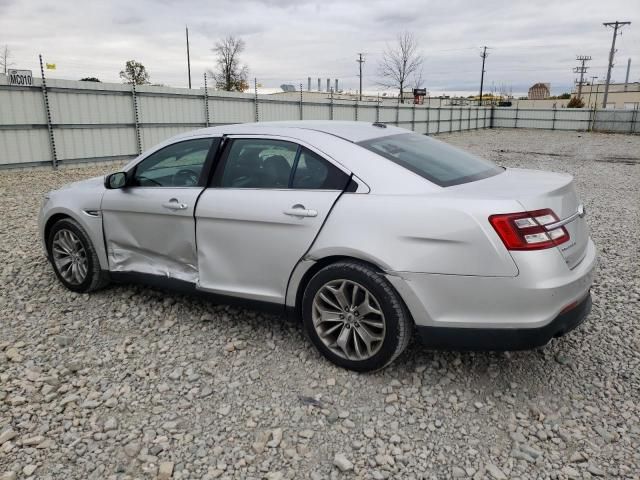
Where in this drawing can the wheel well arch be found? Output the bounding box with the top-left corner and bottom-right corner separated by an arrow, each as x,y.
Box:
44,213 -> 74,250
292,255 -> 407,321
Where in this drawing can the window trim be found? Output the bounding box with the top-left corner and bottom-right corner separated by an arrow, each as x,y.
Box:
208,135 -> 353,191
126,136 -> 221,189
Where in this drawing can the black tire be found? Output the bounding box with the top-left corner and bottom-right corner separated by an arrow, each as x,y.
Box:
302,261 -> 412,372
47,218 -> 109,293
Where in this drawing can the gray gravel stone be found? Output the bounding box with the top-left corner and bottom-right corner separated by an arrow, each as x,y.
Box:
333,453 -> 354,472
485,463 -> 507,480
0,130 -> 638,479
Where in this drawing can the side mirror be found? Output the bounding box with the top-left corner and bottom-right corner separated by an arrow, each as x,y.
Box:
105,172 -> 128,189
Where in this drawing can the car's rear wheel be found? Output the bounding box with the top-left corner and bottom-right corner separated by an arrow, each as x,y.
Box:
47,218 -> 109,293
302,261 -> 412,372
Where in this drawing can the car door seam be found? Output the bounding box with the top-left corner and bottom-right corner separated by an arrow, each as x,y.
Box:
193,136 -> 226,263
283,174 -> 353,307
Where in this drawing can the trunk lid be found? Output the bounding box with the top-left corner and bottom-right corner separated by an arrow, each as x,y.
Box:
449,168 -> 589,269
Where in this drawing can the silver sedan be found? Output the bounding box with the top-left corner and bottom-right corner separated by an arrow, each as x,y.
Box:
39,121 -> 596,371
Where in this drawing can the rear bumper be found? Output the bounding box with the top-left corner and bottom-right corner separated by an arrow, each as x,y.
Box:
416,292 -> 592,351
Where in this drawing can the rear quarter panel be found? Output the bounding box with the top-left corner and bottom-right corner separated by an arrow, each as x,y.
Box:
307,193 -> 521,277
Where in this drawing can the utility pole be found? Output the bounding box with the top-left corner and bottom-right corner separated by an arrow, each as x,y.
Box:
588,76 -> 597,106
602,21 -> 631,108
573,55 -> 591,99
185,26 -> 192,89
479,46 -> 489,106
356,53 -> 365,101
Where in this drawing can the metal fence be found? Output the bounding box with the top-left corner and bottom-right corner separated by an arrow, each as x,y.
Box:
0,75 -> 638,169
493,106 -> 640,133
0,77 -> 492,168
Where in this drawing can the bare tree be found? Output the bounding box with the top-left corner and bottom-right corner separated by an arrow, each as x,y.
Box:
378,32 -> 423,103
1,45 -> 15,75
119,60 -> 150,85
412,68 -> 425,90
210,35 -> 249,92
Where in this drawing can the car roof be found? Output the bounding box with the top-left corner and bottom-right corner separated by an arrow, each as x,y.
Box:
180,121 -> 408,143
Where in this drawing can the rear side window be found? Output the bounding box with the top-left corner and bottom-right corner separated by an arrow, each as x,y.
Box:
220,139 -> 297,188
357,133 -> 502,187
292,147 -> 350,190
216,139 -> 350,190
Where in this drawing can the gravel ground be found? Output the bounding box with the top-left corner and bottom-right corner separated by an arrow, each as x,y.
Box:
1,129 -> 639,480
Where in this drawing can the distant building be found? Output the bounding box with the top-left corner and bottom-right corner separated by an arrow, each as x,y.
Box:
528,83 -> 551,100
574,82 -> 640,109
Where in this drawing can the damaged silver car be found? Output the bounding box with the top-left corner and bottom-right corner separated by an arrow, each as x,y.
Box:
39,121 -> 595,371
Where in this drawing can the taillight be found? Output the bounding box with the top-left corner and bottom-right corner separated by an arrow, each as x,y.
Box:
489,209 -> 569,251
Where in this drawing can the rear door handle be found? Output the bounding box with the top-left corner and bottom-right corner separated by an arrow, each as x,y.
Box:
162,199 -> 188,210
283,204 -> 318,218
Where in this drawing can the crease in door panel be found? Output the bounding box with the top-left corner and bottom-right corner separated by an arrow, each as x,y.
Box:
283,174 -> 352,309
109,243 -> 198,282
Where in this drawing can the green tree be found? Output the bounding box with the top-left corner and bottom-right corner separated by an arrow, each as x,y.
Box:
119,60 -> 150,85
80,77 -> 101,82
567,97 -> 585,108
558,92 -> 571,99
210,36 -> 249,92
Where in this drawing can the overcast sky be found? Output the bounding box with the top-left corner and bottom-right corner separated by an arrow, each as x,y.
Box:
0,0 -> 638,96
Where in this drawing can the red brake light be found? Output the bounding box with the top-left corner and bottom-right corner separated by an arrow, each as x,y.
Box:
489,209 -> 569,251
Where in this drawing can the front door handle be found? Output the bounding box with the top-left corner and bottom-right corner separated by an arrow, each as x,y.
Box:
283,204 -> 318,218
162,199 -> 188,211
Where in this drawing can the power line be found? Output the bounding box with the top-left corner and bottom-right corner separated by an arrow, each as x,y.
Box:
602,20 -> 631,108
478,46 -> 489,106
573,55 -> 591,99
356,53 -> 365,101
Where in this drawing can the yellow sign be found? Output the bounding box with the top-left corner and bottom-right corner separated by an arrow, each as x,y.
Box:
46,63 -> 56,70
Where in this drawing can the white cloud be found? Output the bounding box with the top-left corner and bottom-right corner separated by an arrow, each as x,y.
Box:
0,0 -> 637,95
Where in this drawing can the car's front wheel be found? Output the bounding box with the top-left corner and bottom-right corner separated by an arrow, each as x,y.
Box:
302,261 -> 412,372
47,218 -> 109,293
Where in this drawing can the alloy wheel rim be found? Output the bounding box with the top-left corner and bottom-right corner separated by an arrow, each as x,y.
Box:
312,279 -> 386,361
52,229 -> 88,285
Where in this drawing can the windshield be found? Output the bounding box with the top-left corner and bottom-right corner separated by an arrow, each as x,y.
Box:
358,133 -> 503,187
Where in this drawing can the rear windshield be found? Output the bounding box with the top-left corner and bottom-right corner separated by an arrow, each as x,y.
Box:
357,133 -> 503,187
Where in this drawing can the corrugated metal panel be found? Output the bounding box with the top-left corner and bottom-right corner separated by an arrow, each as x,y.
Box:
56,127 -> 137,160
378,106 -> 397,123
358,106 -> 377,123
398,106 -> 413,122
301,103 -> 330,120
414,108 -> 428,123
139,95 -> 204,124
333,104 -> 355,121
594,110 -> 634,133
140,126 -> 196,151
209,97 -> 254,124
259,99 -> 300,122
50,90 -> 134,124
0,129 -> 51,165
0,88 -> 46,124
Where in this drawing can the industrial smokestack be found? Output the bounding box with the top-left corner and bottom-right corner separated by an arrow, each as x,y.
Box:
318,78 -> 321,91
327,78 -> 330,92
335,79 -> 338,92
625,58 -> 631,91
307,77 -> 311,91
